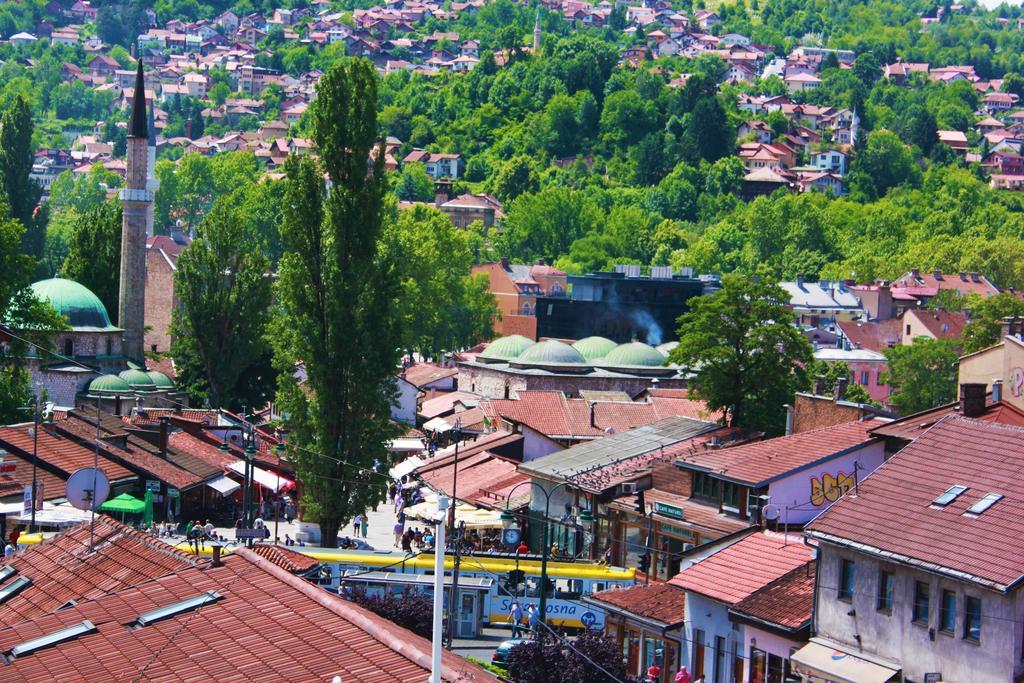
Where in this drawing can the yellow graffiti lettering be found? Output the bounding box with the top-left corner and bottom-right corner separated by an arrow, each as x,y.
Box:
810,471 -> 855,506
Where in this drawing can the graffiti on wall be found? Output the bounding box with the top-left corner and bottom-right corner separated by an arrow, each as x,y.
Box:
810,471 -> 855,506
1011,367 -> 1024,397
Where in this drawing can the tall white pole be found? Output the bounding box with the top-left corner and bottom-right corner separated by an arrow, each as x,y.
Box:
430,496 -> 449,683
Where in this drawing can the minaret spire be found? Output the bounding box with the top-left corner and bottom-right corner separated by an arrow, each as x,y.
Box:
533,8 -> 541,54
118,61 -> 152,363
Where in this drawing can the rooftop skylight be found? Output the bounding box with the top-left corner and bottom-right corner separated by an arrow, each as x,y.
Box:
7,620 -> 96,660
0,576 -> 31,604
931,485 -> 967,507
965,493 -> 1003,516
133,591 -> 223,627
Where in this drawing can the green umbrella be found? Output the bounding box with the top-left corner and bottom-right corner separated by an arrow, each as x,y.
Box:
142,490 -> 154,526
99,493 -> 146,514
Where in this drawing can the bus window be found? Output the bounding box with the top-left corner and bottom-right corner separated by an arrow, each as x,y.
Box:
592,582 -> 606,593
555,579 -> 584,600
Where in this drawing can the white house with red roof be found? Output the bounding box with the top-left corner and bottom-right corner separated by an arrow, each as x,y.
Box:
670,530 -> 815,681
795,416 -> 1024,682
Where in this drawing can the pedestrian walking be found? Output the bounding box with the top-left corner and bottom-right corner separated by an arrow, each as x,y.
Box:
393,520 -> 404,548
508,600 -> 524,637
203,519 -> 214,539
3,543 -> 13,557
360,514 -> 368,539
646,663 -> 662,682
516,540 -> 529,555
526,603 -> 539,637
674,666 -> 692,683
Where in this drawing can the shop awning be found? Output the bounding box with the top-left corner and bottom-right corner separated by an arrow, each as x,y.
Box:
389,455 -> 425,481
10,502 -> 92,528
422,417 -> 452,433
227,461 -> 294,493
207,475 -> 241,496
791,640 -> 900,683
389,438 -> 426,454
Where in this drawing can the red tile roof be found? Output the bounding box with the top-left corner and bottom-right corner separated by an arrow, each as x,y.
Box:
610,488 -> 752,537
420,391 -> 480,419
807,416 -> 1024,590
869,399 -> 1024,440
891,270 -> 999,298
0,516 -> 197,626
670,531 -> 814,605
906,308 -> 966,340
729,561 -> 815,631
54,414 -> 201,491
249,543 -> 320,574
675,419 -> 880,486
0,475 -> 22,498
417,450 -> 529,510
588,582 -> 686,626
165,431 -> 239,472
0,537 -> 495,682
401,363 -> 458,388
837,318 -> 902,353
0,426 -> 134,482
0,450 -> 66,501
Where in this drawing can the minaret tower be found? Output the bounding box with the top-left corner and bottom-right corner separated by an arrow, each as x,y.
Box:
533,8 -> 541,54
146,103 -> 159,238
118,61 -> 152,363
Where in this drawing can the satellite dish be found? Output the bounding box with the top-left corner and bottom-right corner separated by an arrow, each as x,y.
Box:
761,504 -> 780,521
66,468 -> 110,511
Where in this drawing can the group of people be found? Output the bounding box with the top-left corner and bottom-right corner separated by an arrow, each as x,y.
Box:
397,526 -> 437,553
185,520 -> 216,552
506,600 -> 541,638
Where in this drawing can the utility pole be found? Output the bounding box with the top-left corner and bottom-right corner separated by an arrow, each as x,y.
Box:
447,418 -> 462,538
445,521 -> 465,648
429,496 -> 449,683
30,397 -> 39,533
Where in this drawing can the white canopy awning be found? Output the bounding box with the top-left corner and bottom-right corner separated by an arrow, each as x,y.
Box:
389,455 -> 425,481
389,438 -> 426,453
9,502 -> 92,528
207,475 -> 241,496
791,639 -> 900,683
422,417 -> 452,433
0,502 -> 24,514
227,461 -> 294,493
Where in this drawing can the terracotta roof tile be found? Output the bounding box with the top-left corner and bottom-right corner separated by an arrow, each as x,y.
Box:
837,318 -> 902,353
588,582 -> 685,626
675,419 -> 880,486
401,363 -> 458,388
670,531 -> 814,604
249,543 -> 320,573
0,516 -> 197,627
807,416 -> 1024,590
609,488 -> 752,537
868,399 -> 1024,440
0,532 -> 496,683
729,561 -> 815,631
417,450 -> 529,509
0,426 -> 134,482
420,391 -> 480,419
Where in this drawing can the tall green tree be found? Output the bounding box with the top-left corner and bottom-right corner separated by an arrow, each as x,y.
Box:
0,96 -> 43,260
170,202 -> 275,411
669,274 -> 811,434
0,208 -> 65,422
60,201 -> 122,325
960,292 -> 1024,354
272,59 -> 401,548
882,338 -> 959,415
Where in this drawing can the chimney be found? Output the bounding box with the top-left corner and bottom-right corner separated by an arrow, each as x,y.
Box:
993,379 -> 1003,403
500,257 -> 510,270
813,375 -> 826,396
960,383 -> 986,418
910,268 -> 920,279
834,377 -> 848,402
784,403 -> 794,436
932,270 -> 943,280
158,416 -> 169,458
590,401 -> 597,428
795,275 -> 804,290
958,272 -> 967,282
210,541 -> 224,568
1000,316 -> 1021,339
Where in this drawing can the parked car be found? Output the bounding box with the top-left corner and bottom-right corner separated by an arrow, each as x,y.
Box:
491,638 -> 531,670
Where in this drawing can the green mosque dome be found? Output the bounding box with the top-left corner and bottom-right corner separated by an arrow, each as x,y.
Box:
601,342 -> 667,368
571,336 -> 618,361
146,370 -> 175,389
119,369 -> 156,390
514,340 -> 587,367
30,278 -> 117,330
479,335 -> 536,362
88,374 -> 133,395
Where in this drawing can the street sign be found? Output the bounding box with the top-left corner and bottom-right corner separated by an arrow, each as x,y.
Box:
167,488 -> 179,498
0,462 -> 16,474
236,528 -> 269,540
146,480 -> 161,492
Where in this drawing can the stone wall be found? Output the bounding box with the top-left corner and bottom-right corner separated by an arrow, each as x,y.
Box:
144,247 -> 176,354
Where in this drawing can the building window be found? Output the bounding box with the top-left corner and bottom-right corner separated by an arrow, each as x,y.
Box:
691,473 -> 720,503
713,636 -> 726,683
913,581 -> 930,625
905,323 -> 911,335
838,559 -> 855,601
860,370 -> 869,385
63,338 -> 73,357
721,481 -> 743,513
877,571 -> 894,613
107,339 -> 113,356
964,596 -> 981,643
749,649 -> 766,682
940,590 -> 956,634
692,629 -> 705,676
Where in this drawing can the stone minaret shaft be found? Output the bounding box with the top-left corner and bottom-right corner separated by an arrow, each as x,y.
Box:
118,62 -> 151,363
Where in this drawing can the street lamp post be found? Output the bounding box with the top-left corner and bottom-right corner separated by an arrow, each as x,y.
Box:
446,418 -> 463,538
500,481 -> 595,636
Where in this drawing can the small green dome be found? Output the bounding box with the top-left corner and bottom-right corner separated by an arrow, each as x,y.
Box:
479,335 -> 536,361
119,369 -> 156,389
602,342 -> 666,368
571,336 -> 617,361
30,278 -> 116,330
89,374 -> 133,394
146,370 -> 174,389
515,339 -> 586,366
